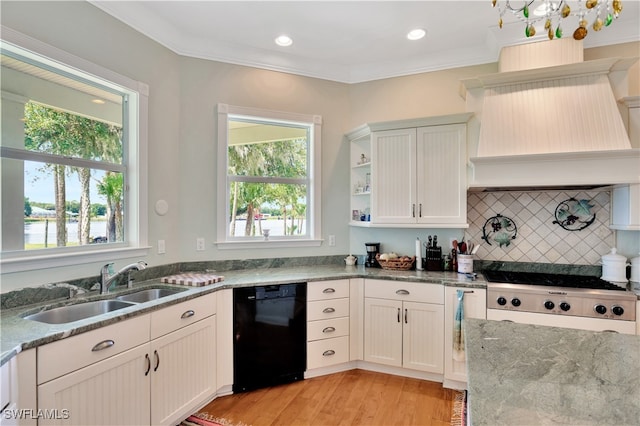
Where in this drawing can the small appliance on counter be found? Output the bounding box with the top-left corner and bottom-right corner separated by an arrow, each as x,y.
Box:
365,242 -> 380,267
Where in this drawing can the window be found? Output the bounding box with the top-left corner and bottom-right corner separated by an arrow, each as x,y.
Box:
216,104 -> 322,247
1,33 -> 148,272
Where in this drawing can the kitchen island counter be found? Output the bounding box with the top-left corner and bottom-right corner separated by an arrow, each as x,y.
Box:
465,318 -> 640,425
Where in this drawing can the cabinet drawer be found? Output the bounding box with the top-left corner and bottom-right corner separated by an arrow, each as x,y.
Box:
307,317 -> 349,342
307,298 -> 349,321
365,279 -> 443,304
308,280 -> 350,301
307,336 -> 349,369
150,293 -> 216,340
37,314 -> 150,384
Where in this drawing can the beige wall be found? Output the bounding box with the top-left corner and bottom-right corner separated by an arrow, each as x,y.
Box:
0,1 -> 638,290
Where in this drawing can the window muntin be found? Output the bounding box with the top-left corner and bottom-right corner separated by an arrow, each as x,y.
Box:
1,38 -> 145,268
217,105 -> 322,246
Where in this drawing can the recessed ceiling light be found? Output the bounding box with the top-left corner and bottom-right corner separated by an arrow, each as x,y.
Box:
91,99 -> 106,104
407,28 -> 426,41
275,35 -> 293,47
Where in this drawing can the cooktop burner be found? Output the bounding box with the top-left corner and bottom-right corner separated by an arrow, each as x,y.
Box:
482,270 -> 626,291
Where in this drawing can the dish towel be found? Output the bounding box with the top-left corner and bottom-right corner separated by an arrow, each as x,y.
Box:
453,289 -> 465,362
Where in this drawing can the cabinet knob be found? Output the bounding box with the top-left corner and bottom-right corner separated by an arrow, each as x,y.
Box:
322,288 -> 336,294
91,339 -> 115,352
322,307 -> 336,314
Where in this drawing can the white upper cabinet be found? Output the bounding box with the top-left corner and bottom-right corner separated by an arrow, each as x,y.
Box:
347,114 -> 471,228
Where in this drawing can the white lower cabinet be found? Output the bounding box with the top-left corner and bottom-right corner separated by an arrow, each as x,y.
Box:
150,316 -> 216,426
306,280 -> 350,370
38,344 -> 151,426
443,287 -> 486,388
37,293 -> 217,426
364,280 -> 444,374
0,348 -> 36,426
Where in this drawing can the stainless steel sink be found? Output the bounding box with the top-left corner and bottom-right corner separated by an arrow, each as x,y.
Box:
25,300 -> 136,324
114,288 -> 185,303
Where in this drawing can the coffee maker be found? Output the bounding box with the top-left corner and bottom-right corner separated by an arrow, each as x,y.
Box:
365,242 -> 380,267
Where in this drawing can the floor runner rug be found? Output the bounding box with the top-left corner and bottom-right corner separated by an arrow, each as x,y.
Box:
180,412 -> 250,426
450,390 -> 467,426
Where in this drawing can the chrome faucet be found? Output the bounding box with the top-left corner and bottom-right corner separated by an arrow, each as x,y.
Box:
100,261 -> 147,295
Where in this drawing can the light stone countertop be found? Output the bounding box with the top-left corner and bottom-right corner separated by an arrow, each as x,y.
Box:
0,264 -> 484,366
465,318 -> 640,425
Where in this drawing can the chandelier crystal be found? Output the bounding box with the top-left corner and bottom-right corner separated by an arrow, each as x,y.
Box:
492,0 -> 623,40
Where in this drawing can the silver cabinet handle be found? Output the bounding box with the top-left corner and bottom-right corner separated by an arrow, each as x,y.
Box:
91,339 -> 115,352
322,350 -> 335,357
322,288 -> 335,294
396,289 -> 410,295
404,308 -> 408,324
397,308 -> 401,323
144,353 -> 151,376
153,350 -> 160,372
322,326 -> 336,333
181,310 -> 195,319
322,307 -> 335,313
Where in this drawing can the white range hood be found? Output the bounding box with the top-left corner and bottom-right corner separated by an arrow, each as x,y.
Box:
461,39 -> 640,190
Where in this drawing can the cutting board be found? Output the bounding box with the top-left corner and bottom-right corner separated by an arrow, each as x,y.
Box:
160,273 -> 224,287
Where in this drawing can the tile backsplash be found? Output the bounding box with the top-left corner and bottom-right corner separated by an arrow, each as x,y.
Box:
466,190 -> 613,265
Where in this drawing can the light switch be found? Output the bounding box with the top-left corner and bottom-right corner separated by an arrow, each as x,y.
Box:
158,240 -> 166,254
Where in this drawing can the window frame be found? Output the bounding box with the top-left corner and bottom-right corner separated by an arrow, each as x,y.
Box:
0,27 -> 149,273
216,103 -> 322,249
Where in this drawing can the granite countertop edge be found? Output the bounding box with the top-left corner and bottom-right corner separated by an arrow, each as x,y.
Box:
0,264 -> 483,366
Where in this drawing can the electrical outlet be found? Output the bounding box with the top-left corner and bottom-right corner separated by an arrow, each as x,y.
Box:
157,239 -> 166,254
328,235 -> 336,246
196,237 -> 205,251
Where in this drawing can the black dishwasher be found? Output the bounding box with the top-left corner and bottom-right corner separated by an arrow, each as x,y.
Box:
233,283 -> 306,392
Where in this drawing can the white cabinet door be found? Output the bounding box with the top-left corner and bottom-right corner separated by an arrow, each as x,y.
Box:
443,287 -> 486,385
150,316 -> 216,426
402,301 -> 444,374
38,344 -> 151,426
363,298 -> 403,367
371,128 -> 417,224
416,124 -> 467,225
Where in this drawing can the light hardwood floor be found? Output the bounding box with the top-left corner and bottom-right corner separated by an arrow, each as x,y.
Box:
198,370 -> 458,426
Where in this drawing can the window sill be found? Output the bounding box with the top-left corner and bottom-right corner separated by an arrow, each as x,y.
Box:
215,239 -> 323,250
0,246 -> 151,274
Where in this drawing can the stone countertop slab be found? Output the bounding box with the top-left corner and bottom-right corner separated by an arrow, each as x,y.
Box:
1,264 -> 483,366
465,318 -> 640,425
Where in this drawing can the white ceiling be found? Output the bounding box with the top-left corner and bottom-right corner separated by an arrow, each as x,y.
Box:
90,1 -> 640,83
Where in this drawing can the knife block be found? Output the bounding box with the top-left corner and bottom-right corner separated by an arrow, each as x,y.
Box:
425,246 -> 442,271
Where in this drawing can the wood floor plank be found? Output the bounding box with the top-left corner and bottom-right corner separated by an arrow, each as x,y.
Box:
197,370 -> 458,426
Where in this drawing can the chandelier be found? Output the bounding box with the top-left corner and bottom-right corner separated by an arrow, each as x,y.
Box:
492,0 -> 623,40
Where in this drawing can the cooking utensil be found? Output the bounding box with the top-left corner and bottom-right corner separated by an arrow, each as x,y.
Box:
460,242 -> 467,255
471,244 -> 479,255
466,242 -> 474,255
452,239 -> 458,252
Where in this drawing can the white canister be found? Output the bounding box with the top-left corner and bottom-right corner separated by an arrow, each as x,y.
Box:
630,254 -> 640,283
457,254 -> 474,274
600,248 -> 628,283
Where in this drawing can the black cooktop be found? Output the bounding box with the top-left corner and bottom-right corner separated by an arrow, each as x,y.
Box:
482,270 -> 627,291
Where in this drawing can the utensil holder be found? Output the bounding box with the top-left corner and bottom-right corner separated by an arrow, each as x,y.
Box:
457,254 -> 474,274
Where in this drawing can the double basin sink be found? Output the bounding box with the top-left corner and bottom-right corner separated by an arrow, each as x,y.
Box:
24,288 -> 186,325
